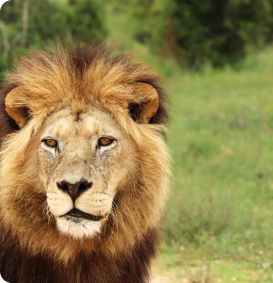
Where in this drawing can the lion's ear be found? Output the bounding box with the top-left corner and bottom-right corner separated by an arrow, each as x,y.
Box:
5,87 -> 31,128
128,83 -> 159,124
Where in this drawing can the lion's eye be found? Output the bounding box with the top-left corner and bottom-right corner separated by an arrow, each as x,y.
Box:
43,139 -> 58,148
98,137 -> 114,146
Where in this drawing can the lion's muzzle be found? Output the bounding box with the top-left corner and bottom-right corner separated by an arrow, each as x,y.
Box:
57,178 -> 93,202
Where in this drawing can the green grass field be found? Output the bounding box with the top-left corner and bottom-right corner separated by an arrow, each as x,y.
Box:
98,7 -> 273,280
157,48 -> 273,282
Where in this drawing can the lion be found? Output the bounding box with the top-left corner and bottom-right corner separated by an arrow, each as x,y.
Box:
0,43 -> 170,283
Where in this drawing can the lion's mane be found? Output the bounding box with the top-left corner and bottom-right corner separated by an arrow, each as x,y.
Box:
0,43 -> 170,283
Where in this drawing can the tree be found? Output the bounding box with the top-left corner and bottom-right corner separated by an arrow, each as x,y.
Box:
0,0 -> 107,80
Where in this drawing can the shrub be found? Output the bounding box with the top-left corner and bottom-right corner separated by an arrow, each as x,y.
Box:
170,0 -> 273,67
0,0 -> 106,79
128,0 -> 273,67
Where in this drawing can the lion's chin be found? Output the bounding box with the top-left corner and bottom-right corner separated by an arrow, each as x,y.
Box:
56,216 -> 102,238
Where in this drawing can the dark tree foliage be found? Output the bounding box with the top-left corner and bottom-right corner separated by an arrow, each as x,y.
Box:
171,0 -> 273,67
128,0 -> 273,68
68,0 -> 106,39
1,0 -> 273,71
0,0 -> 107,79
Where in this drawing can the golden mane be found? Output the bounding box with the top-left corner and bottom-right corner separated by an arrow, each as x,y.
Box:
0,43 -> 171,283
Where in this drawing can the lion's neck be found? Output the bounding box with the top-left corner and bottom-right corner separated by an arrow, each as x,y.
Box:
0,225 -> 158,283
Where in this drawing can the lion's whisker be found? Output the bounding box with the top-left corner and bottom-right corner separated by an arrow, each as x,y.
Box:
41,201 -> 54,224
100,199 -> 116,243
102,192 -> 114,197
0,42 -> 171,282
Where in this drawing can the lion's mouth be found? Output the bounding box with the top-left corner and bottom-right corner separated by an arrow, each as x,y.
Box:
63,208 -> 103,222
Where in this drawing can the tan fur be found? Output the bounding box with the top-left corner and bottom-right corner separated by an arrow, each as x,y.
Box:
0,43 -> 171,283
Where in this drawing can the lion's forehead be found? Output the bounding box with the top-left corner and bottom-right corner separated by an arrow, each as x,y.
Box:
52,117 -> 101,140
42,107 -> 122,140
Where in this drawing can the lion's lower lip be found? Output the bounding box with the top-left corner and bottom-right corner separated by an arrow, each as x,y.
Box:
63,208 -> 103,221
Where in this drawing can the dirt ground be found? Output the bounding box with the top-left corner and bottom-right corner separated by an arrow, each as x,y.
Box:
151,276 -> 171,283
151,271 -> 179,283
151,275 -> 170,283
151,274 -> 189,283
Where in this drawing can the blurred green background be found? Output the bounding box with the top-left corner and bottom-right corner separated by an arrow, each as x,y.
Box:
2,1 -> 273,282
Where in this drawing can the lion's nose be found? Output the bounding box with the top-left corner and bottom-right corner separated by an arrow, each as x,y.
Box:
57,180 -> 93,201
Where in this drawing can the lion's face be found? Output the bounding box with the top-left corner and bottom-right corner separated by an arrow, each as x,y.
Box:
0,45 -> 170,265
38,107 -> 136,238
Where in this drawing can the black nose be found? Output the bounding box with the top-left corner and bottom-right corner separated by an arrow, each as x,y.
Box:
57,180 -> 93,201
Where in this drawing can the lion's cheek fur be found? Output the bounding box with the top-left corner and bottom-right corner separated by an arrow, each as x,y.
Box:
0,44 -> 171,283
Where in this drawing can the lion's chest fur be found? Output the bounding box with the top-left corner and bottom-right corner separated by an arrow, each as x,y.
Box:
0,43 -> 170,283
0,226 -> 157,283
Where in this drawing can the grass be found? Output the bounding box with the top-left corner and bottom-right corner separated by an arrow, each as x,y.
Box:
105,5 -> 273,278
157,47 -> 273,282
3,0 -> 273,281
6,2 -> 271,278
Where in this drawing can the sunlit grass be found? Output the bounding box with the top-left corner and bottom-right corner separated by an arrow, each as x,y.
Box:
105,6 -> 273,278
159,47 -> 273,281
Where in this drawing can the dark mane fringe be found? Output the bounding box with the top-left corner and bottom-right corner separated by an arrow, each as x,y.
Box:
0,41 -> 169,283
0,225 -> 158,283
0,86 -> 20,143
